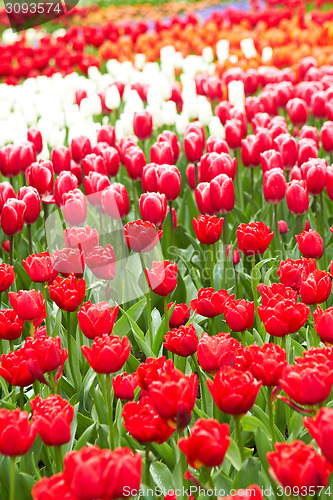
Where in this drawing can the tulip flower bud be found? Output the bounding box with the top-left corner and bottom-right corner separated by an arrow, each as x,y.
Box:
311,90 -> 327,119
100,146 -> 120,178
299,125 -> 319,147
27,128 -> 42,155
225,119 -> 244,150
260,149 -> 284,174
18,186 -> 41,225
241,134 -> 261,167
1,199 -> 26,236
278,220 -> 289,234
195,182 -> 214,215
102,183 -> 130,220
286,180 -> 309,215
183,131 -> 205,163
97,125 -> 115,147
295,229 -> 324,260
26,160 -> 54,200
263,168 -> 286,204
300,158 -> 326,196
124,146 -> 146,180
157,130 -> 181,164
19,142 -> 36,174
84,172 -> 110,206
273,133 -> 297,170
1,145 -> 21,177
286,98 -> 308,126
54,171 -> 78,208
298,138 -> 319,166
139,192 -> 167,226
321,121 -> 333,153
206,136 -> 229,155
150,141 -> 174,165
71,136 -> 91,163
210,174 -> 235,214
0,181 -> 16,213
62,189 -> 87,226
133,111 -> 153,141
51,146 -> 71,175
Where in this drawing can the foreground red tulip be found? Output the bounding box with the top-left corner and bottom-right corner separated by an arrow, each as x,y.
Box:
0,348 -> 36,387
314,306 -> 333,345
133,110 -> 153,141
64,225 -> 99,253
295,229 -> 324,260
0,263 -> 15,292
81,334 -> 130,374
145,261 -> 178,296
0,309 -> 24,341
164,325 -> 198,357
237,222 -> 274,256
207,366 -> 261,415
248,343 -> 287,386
122,396 -> 174,444
18,186 -> 41,224
1,199 -> 26,236
62,445 -> 142,500
258,297 -> 309,337
0,409 -> 37,456
139,192 -> 167,226
304,407 -> 333,465
22,252 -> 55,283
190,288 -> 234,318
224,299 -> 254,332
299,270 -> 332,305
277,258 -> 317,292
148,359 -> 198,429
286,180 -> 309,215
263,168 -> 286,204
168,302 -> 190,328
32,473 -> 76,500
84,245 -> 116,280
9,289 -> 46,327
112,372 -> 138,401
101,183 -> 130,220
178,418 -> 230,468
196,332 -> 244,374
124,220 -> 162,253
192,215 -> 224,245
267,441 -> 332,494
280,360 -> 333,405
31,394 -> 74,446
49,274 -> 86,312
77,301 -> 119,340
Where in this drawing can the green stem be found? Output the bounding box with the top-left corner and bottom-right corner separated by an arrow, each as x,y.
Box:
250,168 -> 254,217
105,374 -> 114,450
19,387 -> 24,410
251,255 -> 262,338
27,224 -> 32,255
164,295 -> 169,336
42,285 -> 51,337
192,355 -> 207,414
132,180 -> 138,219
139,253 -> 153,346
273,204 -> 280,257
67,311 -> 79,391
169,201 -> 175,256
222,215 -> 227,289
194,161 -> 199,187
297,214 -> 302,235
54,446 -> 63,473
208,245 -> 214,288
9,236 -> 13,266
9,457 -> 15,500
267,387 -> 276,445
314,196 -> 320,235
281,336 -> 286,351
235,150 -> 244,213
145,445 -> 150,486
234,415 -> 245,462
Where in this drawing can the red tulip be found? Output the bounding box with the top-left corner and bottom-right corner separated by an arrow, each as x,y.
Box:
145,261 -> 177,296
190,288 -> 234,318
84,171 -> 110,206
97,125 -> 116,147
140,192 -> 167,226
192,215 -> 223,245
321,121 -> 333,153
122,396 -> 174,444
82,334 -> 130,374
0,263 -> 14,292
286,98 -> 308,126
70,136 -> 91,163
27,128 -> 43,155
299,269 -> 332,305
49,274 -> 86,312
26,159 -> 54,200
133,111 -> 153,141
260,283 -> 297,306
0,181 -> 16,214
168,302 -> 190,329
148,359 -> 198,429
112,372 -> 138,401
263,168 -> 286,204
84,244 -> 116,280
224,299 -> 254,332
304,407 -> 333,465
196,332 -> 244,374
260,149 -> 283,174
273,133 -> 297,170
237,221 -> 274,256
314,306 -> 333,345
82,153 -> 107,177
164,324 -> 198,357
124,146 -> 146,180
0,309 -> 24,341
124,220 -> 162,253
64,225 -> 99,253
277,257 -> 317,292
280,359 -> 333,405
0,409 -> 37,456
51,146 -> 71,175
53,248 -> 85,279
23,252 -> 55,283
295,229 -> 324,259
1,199 -> 26,236
184,132 -> 205,163
136,356 -> 166,391
241,135 -> 261,167
62,189 -> 87,226
18,186 -> 41,224
225,119 -> 244,149
267,441 -> 332,494
300,158 -> 326,196
210,174 -> 235,214
32,473 -> 76,500
286,180 -> 309,215
102,183 -> 130,220
195,182 -> 214,215
9,289 -> 45,327
31,394 -> 74,446
157,130 -> 181,164
78,301 -> 119,340
258,297 -> 309,337
178,418 -> 230,468
100,146 -> 120,177
0,348 -> 36,387
248,343 -> 287,386
207,366 -> 261,415
54,171 -> 79,208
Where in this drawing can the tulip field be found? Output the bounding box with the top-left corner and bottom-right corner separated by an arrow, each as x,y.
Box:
4,0 -> 333,499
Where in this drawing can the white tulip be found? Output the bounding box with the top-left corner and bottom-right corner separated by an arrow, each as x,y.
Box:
175,113 -> 190,135
216,40 -> 229,63
135,53 -> 146,70
106,59 -> 121,77
88,66 -> 101,82
105,85 -> 121,110
198,96 -> 212,126
209,117 -> 225,138
202,46 -> 214,64
262,46 -> 273,64
183,97 -> 198,121
240,38 -> 257,59
161,101 -> 177,126
48,127 -> 66,148
147,105 -> 163,129
80,95 -> 102,117
147,85 -> 162,106
228,80 -> 245,107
